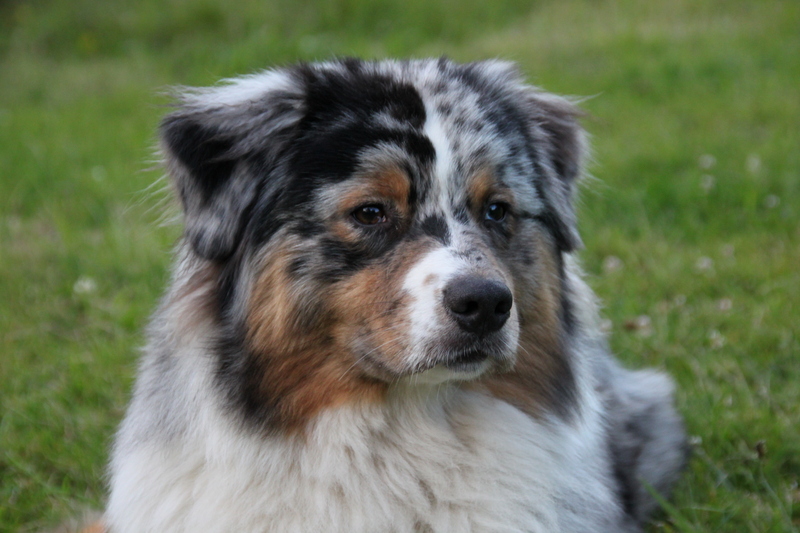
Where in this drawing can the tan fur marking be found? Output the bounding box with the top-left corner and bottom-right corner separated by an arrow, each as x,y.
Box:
247,237 -> 387,432
467,168 -> 496,210
466,168 -> 517,220
330,239 -> 434,379
365,167 -> 411,208
478,229 -> 565,417
245,231 -> 434,431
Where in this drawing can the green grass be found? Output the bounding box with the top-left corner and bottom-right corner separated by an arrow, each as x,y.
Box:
1,0 -> 798,530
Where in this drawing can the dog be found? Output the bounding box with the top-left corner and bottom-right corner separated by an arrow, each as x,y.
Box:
106,58 -> 687,532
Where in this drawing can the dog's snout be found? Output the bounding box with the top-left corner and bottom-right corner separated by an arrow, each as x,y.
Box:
443,276 -> 512,335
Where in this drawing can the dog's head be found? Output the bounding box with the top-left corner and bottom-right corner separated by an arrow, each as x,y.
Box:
161,59 -> 584,429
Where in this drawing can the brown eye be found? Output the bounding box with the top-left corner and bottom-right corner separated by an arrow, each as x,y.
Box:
352,205 -> 388,226
485,203 -> 507,222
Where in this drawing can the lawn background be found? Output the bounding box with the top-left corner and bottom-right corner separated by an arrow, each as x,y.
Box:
1,0 -> 798,531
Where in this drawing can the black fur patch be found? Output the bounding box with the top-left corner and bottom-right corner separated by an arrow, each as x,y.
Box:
288,63 -> 433,188
215,330 -> 277,428
609,438 -> 640,519
547,340 -> 578,421
418,215 -> 450,245
161,118 -> 236,205
315,237 -> 382,283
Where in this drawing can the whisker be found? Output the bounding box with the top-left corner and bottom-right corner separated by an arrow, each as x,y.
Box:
337,332 -> 405,381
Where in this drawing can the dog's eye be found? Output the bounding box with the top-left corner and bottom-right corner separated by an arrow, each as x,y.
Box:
352,205 -> 388,226
484,203 -> 507,222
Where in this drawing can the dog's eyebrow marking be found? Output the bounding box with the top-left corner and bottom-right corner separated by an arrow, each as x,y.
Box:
419,214 -> 450,245
466,168 -> 497,210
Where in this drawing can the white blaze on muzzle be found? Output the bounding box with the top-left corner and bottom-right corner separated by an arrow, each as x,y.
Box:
402,246 -> 469,350
400,243 -> 519,378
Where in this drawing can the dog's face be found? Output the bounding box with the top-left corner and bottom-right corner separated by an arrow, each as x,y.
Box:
161,59 -> 584,429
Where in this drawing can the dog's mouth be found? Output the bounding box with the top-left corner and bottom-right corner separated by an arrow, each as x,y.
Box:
442,349 -> 490,372
413,339 -> 516,382
402,346 -> 509,385
351,323 -> 518,383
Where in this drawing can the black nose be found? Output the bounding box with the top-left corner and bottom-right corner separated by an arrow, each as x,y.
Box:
443,276 -> 513,335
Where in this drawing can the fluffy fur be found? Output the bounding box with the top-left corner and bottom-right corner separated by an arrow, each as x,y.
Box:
107,58 -> 687,532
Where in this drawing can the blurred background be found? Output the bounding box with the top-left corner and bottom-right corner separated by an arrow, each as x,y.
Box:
1,0 -> 798,531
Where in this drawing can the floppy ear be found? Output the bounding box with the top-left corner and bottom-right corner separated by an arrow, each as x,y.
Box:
160,73 -> 303,260
525,91 -> 587,252
161,114 -> 254,260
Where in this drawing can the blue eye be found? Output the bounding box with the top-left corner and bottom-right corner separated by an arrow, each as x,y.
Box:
485,203 -> 507,222
352,205 -> 388,225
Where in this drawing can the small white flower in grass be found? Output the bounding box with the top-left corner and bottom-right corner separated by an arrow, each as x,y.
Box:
717,298 -> 732,311
635,315 -> 652,336
688,435 -> 702,447
708,329 -> 725,349
91,166 -> 107,182
599,318 -> 613,333
746,154 -> 761,174
700,174 -> 715,193
696,256 -> 714,271
73,276 -> 97,295
602,255 -> 623,274
764,195 -> 780,209
723,396 -> 733,407
698,154 -> 716,169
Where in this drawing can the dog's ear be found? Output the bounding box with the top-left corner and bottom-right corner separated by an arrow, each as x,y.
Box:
525,91 -> 587,252
160,73 -> 303,260
161,114 -> 250,260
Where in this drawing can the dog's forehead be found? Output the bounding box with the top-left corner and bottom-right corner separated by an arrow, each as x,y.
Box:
423,73 -> 542,220
305,60 -> 544,217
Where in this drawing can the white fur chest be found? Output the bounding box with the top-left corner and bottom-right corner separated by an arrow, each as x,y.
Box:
107,386 -> 617,533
